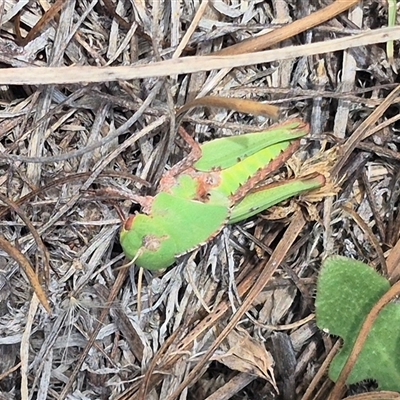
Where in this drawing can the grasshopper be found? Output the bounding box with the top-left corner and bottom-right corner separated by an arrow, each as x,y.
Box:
120,119 -> 324,270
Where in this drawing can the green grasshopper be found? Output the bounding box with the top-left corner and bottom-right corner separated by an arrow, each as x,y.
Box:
120,119 -> 324,270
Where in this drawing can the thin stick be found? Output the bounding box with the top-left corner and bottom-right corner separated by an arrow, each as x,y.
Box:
1,26 -> 400,85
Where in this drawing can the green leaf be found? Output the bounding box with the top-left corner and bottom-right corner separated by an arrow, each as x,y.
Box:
315,256 -> 400,391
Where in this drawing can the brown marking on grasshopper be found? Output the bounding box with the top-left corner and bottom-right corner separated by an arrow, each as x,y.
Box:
194,171 -> 222,201
160,166 -> 223,202
142,234 -> 169,252
124,215 -> 136,231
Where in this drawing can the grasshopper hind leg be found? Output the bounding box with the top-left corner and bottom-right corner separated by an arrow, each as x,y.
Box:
160,126 -> 203,189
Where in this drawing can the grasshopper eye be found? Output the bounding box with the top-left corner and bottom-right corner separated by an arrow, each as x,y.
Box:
124,215 -> 135,231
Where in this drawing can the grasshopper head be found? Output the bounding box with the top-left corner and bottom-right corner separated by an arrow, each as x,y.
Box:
120,214 -> 177,270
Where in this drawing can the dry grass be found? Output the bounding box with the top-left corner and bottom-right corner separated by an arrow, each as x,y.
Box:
0,1 -> 400,399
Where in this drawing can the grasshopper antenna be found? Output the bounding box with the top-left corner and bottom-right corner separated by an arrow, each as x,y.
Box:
137,266 -> 144,318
